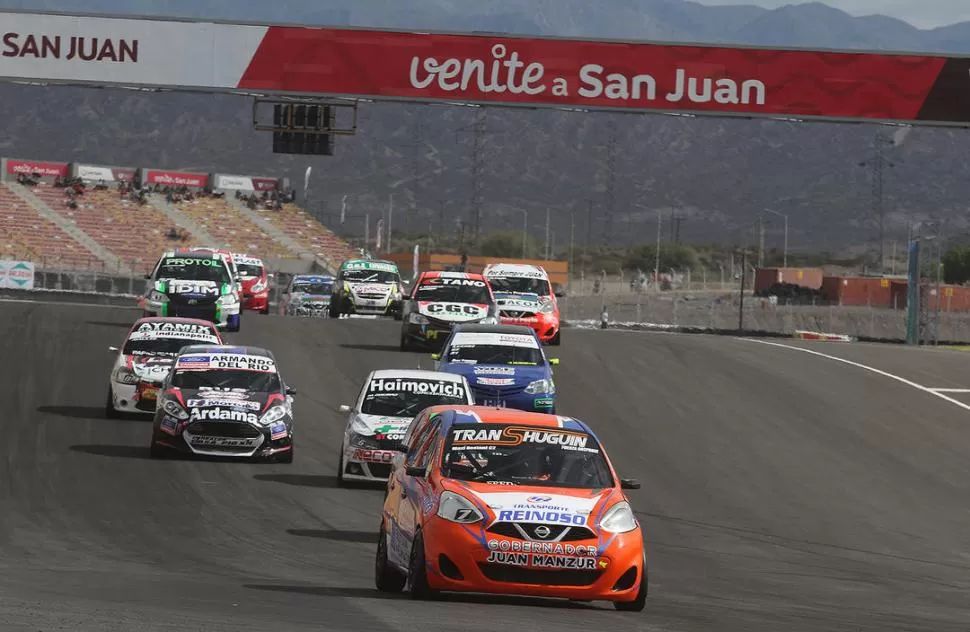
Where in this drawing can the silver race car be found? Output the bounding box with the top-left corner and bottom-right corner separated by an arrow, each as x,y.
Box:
336,369 -> 473,484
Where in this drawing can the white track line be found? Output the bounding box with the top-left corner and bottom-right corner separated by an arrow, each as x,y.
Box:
742,338 -> 970,413
927,388 -> 970,393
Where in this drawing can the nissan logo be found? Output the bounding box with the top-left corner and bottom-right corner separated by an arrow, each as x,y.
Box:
533,525 -> 551,539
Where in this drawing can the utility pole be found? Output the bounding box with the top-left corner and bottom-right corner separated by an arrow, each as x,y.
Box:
858,131 -> 895,272
738,250 -> 748,331
364,213 -> 370,252
757,214 -> 765,268
603,116 -> 617,243
455,109 -> 488,245
387,193 -> 394,253
654,209 -> 662,290
569,211 -> 575,283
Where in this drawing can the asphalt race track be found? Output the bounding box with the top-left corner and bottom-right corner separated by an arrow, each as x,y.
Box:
1,299 -> 969,631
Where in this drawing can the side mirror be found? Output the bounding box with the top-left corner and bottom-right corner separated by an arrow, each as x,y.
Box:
143,274 -> 152,280
108,346 -> 119,353
267,273 -> 275,279
549,358 -> 560,365
338,404 -> 352,412
431,353 -> 441,361
555,290 -> 565,298
405,465 -> 426,478
620,478 -> 641,490
285,386 -> 297,396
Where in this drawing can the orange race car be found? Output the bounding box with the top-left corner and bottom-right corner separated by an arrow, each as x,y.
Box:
375,405 -> 647,611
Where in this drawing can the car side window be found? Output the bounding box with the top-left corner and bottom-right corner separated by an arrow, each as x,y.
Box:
403,412 -> 429,465
415,420 -> 441,470
405,415 -> 438,468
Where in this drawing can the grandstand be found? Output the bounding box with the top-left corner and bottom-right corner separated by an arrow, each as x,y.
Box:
0,158 -> 357,275
0,182 -> 106,270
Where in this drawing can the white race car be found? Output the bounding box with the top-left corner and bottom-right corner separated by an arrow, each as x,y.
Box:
105,316 -> 222,418
336,369 -> 473,484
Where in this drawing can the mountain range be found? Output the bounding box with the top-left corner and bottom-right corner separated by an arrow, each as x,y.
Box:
2,0 -> 970,255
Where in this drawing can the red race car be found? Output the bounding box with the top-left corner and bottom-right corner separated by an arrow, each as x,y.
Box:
232,253 -> 271,314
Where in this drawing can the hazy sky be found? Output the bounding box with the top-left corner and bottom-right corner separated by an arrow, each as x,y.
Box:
698,1 -> 970,29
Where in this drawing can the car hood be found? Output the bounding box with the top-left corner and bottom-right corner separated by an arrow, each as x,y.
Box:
175,387 -> 279,424
124,354 -> 176,383
293,292 -> 331,302
442,362 -> 549,388
455,484 -> 612,527
417,301 -> 490,322
349,413 -> 413,437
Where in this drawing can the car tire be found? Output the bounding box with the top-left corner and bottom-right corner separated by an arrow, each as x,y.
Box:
375,520 -> 406,592
406,529 -> 437,600
328,303 -> 339,319
337,450 -> 347,486
399,333 -> 413,352
549,329 -> 561,346
613,558 -> 648,612
149,439 -> 168,459
260,306 -> 269,315
104,389 -> 121,419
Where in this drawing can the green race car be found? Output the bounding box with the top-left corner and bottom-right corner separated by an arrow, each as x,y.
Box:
329,259 -> 405,319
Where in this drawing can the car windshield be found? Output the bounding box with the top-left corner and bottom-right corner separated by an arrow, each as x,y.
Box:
414,280 -> 490,304
236,263 -> 263,277
155,257 -> 230,284
123,337 -> 211,356
360,377 -> 468,417
293,281 -> 333,295
171,368 -> 281,392
446,338 -> 543,366
441,423 -> 614,489
343,269 -> 399,284
488,276 -> 551,297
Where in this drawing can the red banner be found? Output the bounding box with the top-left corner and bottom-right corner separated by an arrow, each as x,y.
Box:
239,28 -> 970,123
6,159 -> 68,177
252,177 -> 279,191
143,169 -> 208,188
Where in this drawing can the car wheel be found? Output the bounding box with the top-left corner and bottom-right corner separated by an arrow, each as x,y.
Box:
276,445 -> 294,464
375,520 -> 406,592
337,450 -> 347,486
104,389 -> 121,419
149,439 -> 168,459
549,329 -> 561,346
613,558 -> 648,612
399,333 -> 413,352
328,303 -> 339,319
406,529 -> 437,600
260,305 -> 269,315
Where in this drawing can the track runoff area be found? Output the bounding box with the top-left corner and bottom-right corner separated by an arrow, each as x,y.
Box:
1,8 -> 970,632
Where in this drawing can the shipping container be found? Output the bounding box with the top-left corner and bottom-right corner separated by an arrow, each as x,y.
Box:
753,267 -> 823,293
889,282 -> 970,312
821,276 -> 893,307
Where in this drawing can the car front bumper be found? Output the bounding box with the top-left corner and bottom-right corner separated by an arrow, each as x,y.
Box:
469,388 -> 555,413
144,299 -> 240,328
152,418 -> 293,459
417,518 -> 645,602
109,380 -> 162,414
340,438 -> 398,481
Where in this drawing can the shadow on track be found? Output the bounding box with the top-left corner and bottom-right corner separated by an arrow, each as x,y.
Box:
339,343 -> 402,353
244,584 -> 602,609
85,320 -> 133,328
287,528 -> 376,543
70,444 -> 152,459
37,405 -> 118,420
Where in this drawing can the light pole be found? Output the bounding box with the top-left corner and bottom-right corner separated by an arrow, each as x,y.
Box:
762,209 -> 789,267
511,209 -> 528,259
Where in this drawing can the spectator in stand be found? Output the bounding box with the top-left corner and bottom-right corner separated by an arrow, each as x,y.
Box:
167,227 -> 179,241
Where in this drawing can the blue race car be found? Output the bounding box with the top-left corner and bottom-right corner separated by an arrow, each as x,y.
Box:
279,274 -> 335,317
431,324 -> 559,413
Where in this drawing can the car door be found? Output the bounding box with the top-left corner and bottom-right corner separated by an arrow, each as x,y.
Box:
386,412 -> 440,569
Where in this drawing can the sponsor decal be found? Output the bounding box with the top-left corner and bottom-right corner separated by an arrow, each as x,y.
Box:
4,160 -> 68,177
452,426 -> 590,449
160,257 -> 223,268
487,540 -> 597,556
232,254 -> 263,267
372,424 -> 408,441
177,355 -> 211,367
352,448 -> 395,463
269,422 -> 288,440
178,353 -> 277,372
342,260 -> 398,273
485,551 -> 600,570
138,385 -> 159,401
189,435 -> 260,448
426,303 -> 484,316
477,377 -> 515,386
169,281 -> 219,295
189,408 -> 259,423
474,366 -> 515,375
368,377 -> 465,398
132,321 -> 218,339
0,260 -> 35,289
451,332 -> 538,348
160,416 -> 178,434
488,268 -> 546,279
495,509 -> 586,526
144,170 -> 208,188
1,33 -> 137,62
186,398 -> 261,410
534,397 -> 554,407
76,164 -> 136,182
527,496 -> 552,503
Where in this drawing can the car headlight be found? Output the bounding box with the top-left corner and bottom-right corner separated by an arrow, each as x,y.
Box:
348,432 -> 380,448
524,378 -> 556,395
251,280 -> 267,293
259,405 -> 288,426
480,315 -> 499,325
599,501 -> 638,534
408,312 -> 429,325
539,301 -> 555,314
436,490 -> 484,524
162,399 -> 189,420
148,290 -> 167,303
112,366 -> 139,385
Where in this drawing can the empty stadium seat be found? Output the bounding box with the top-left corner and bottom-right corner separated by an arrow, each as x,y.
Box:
255,202 -> 357,268
0,183 -> 104,270
172,196 -> 300,260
